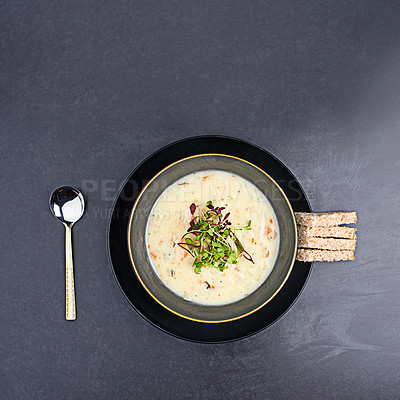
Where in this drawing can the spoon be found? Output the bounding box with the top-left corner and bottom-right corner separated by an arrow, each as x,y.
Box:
49,186 -> 85,320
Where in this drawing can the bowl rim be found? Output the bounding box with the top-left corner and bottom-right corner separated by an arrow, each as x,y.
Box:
127,153 -> 298,323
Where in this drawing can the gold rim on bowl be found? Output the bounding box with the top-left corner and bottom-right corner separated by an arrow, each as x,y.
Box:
127,153 -> 298,323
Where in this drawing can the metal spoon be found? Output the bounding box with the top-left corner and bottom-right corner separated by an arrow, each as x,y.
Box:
49,186 -> 85,320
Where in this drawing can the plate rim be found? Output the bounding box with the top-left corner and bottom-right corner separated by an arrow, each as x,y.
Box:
107,135 -> 313,343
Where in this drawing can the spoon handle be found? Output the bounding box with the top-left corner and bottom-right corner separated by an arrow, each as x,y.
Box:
65,225 -> 76,320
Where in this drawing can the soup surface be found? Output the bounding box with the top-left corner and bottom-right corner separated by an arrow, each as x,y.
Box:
145,170 -> 279,305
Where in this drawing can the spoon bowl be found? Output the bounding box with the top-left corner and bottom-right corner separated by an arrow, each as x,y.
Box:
49,186 -> 85,320
49,186 -> 85,226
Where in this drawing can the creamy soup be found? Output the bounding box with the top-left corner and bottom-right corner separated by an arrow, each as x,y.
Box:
145,170 -> 279,305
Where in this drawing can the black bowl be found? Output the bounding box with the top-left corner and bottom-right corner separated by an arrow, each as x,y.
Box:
128,154 -> 297,323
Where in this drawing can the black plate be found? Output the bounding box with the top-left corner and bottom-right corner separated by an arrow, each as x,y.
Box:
108,136 -> 312,343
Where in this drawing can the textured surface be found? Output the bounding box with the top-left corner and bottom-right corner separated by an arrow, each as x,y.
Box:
1,1 -> 400,399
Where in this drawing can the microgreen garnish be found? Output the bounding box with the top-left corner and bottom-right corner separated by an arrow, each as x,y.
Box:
177,201 -> 254,274
236,220 -> 252,230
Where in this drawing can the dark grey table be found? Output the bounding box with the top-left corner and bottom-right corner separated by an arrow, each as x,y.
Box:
1,1 -> 400,399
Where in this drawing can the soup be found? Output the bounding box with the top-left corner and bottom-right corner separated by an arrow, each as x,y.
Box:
145,170 -> 279,305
